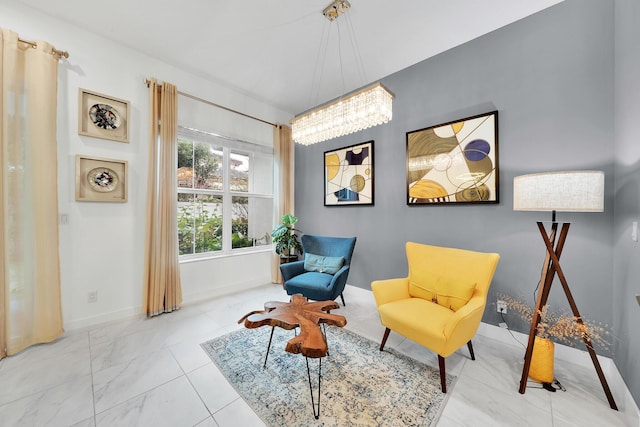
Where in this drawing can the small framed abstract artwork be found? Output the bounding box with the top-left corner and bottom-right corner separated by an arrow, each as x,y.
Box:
75,155 -> 128,202
406,111 -> 499,205
78,88 -> 130,143
324,140 -> 374,206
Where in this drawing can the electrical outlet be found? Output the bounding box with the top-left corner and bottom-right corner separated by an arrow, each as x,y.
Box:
496,300 -> 507,314
87,290 -> 98,303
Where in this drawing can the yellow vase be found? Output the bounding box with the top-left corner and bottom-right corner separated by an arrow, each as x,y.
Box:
529,336 -> 554,383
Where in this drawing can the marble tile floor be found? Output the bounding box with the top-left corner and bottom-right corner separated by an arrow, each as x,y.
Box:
0,284 -> 636,427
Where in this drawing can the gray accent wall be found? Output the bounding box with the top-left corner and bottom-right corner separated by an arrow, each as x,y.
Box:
614,0 -> 640,410
294,0 -> 640,405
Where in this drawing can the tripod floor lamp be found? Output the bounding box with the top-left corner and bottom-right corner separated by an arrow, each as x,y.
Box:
513,170 -> 617,410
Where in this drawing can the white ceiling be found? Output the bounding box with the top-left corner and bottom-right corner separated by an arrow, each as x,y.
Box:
19,0 -> 563,115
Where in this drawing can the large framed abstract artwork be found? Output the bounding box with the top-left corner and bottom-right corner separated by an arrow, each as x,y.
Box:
406,111 -> 498,205
324,141 -> 374,206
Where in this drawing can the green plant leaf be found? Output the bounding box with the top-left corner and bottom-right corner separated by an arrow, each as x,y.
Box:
281,213 -> 298,226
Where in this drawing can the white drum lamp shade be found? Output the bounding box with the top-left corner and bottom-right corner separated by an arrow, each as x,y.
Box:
513,171 -> 604,213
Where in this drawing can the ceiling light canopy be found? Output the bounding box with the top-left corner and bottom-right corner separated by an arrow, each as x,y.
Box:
323,0 -> 350,21
291,0 -> 394,145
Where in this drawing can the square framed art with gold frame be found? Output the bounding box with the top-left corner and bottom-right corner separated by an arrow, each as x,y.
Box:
75,155 -> 128,202
78,88 -> 130,143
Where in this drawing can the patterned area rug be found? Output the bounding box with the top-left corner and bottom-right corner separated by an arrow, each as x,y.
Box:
201,326 -> 454,426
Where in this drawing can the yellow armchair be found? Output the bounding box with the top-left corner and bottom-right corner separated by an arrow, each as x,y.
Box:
372,242 -> 500,393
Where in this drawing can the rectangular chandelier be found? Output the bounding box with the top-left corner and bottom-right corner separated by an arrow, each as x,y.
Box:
291,82 -> 394,145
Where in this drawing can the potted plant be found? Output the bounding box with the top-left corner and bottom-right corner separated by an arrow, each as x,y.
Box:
271,213 -> 303,263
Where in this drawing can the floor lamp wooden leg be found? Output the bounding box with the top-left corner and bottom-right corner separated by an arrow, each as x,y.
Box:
519,222 -> 561,393
546,230 -> 618,410
519,222 -> 618,411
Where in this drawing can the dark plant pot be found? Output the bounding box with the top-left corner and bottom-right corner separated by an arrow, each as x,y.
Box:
279,255 -> 299,264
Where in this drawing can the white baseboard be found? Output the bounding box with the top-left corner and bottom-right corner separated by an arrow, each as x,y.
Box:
478,322 -> 640,425
63,305 -> 143,332
181,279 -> 269,305
62,281 -> 271,332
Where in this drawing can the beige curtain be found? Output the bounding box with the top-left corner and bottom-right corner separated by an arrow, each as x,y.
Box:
142,79 -> 182,316
0,29 -> 64,358
271,124 -> 295,284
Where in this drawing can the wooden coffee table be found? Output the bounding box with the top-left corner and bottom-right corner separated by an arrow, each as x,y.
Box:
238,293 -> 347,419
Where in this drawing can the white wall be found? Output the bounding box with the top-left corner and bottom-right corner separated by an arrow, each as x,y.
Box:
1,2 -> 292,330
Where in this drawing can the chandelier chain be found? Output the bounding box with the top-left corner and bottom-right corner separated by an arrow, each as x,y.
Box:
308,21 -> 331,111
345,10 -> 367,86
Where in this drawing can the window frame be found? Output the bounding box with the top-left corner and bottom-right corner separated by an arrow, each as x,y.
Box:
177,126 -> 274,261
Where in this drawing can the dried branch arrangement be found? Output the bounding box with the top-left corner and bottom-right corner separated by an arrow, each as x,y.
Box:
500,294 -> 610,351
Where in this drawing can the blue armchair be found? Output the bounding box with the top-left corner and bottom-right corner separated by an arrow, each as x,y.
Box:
280,235 -> 357,305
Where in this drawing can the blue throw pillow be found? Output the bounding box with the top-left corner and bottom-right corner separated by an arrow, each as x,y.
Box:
304,253 -> 345,274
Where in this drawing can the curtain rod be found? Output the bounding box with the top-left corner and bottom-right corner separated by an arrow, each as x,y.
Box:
18,37 -> 69,59
144,79 -> 276,127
